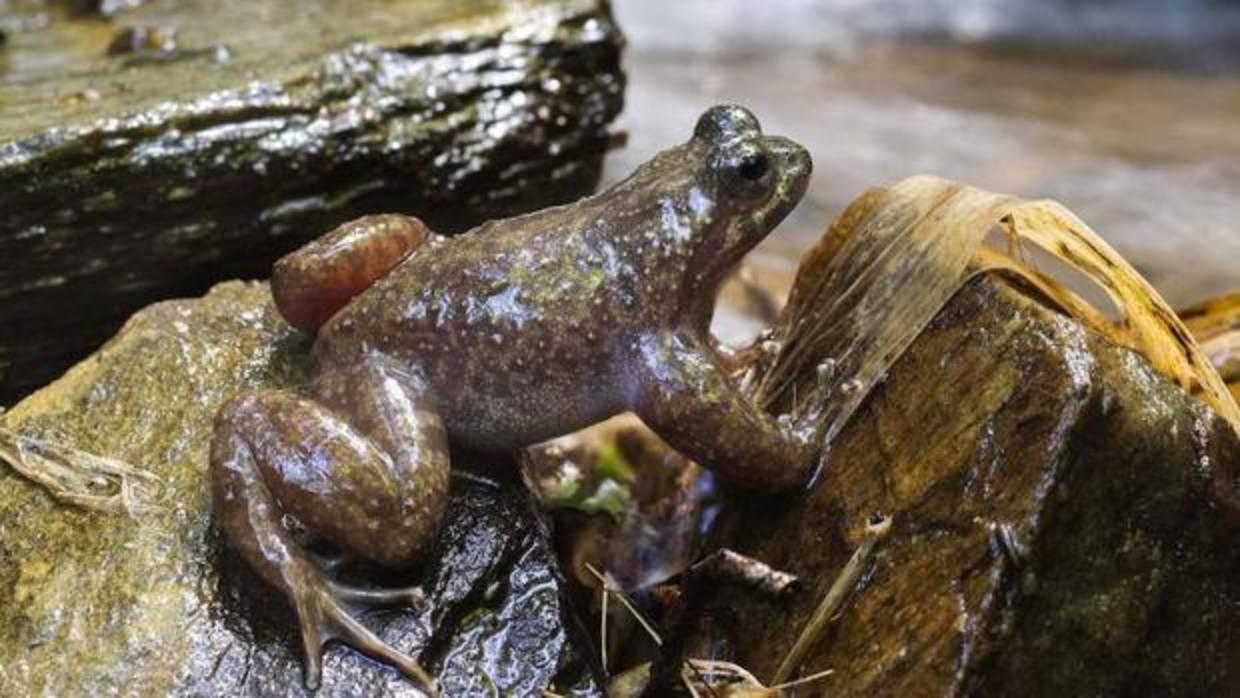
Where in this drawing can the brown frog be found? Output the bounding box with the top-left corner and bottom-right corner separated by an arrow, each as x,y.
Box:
210,105 -> 822,694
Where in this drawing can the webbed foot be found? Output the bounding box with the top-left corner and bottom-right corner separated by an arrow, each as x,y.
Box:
285,561 -> 438,696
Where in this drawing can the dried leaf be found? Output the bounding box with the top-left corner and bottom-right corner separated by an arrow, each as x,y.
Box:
1179,293 -> 1240,341
757,176 -> 1239,472
1177,292 -> 1240,398
998,202 -> 1234,417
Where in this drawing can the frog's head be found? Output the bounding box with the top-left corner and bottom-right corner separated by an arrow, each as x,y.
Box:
682,105 -> 811,290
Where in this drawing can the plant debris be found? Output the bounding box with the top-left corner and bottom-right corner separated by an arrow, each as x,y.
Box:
682,658 -> 834,697
754,176 -> 1240,481
0,422 -> 157,514
1178,292 -> 1240,399
688,548 -> 799,597
771,513 -> 891,685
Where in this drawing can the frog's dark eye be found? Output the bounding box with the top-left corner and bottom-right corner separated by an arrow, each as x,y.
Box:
718,145 -> 774,200
738,152 -> 769,182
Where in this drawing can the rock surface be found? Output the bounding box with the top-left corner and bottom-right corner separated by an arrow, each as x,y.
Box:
0,0 -> 624,403
0,282 -> 599,697
671,277 -> 1240,697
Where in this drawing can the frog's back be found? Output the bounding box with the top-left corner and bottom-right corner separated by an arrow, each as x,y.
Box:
326,223 -> 619,445
324,209 -> 606,345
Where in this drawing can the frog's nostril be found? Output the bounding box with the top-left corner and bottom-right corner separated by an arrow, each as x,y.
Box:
765,138 -> 812,178
791,146 -> 812,176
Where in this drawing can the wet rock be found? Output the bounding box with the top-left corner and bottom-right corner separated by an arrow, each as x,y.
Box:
0,282 -> 600,696
0,0 -> 624,403
671,277 -> 1240,697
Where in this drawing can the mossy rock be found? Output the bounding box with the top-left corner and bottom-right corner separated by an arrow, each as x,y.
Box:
0,282 -> 599,696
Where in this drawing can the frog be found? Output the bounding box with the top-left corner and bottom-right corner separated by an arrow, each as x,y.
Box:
210,104 -> 823,694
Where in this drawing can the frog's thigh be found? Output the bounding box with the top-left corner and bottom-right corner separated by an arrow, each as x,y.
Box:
212,382 -> 447,575
310,359 -> 451,563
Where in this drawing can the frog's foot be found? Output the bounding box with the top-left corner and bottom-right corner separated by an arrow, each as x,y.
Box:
307,547 -> 429,607
328,579 -> 429,609
286,562 -> 438,695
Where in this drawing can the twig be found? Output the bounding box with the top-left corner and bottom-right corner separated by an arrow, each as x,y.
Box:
449,469 -> 503,489
584,562 -> 663,647
681,659 -> 738,698
772,667 -> 835,690
771,513 -> 892,684
0,426 -> 159,515
689,548 -> 799,597
600,567 -> 610,672
682,658 -> 833,696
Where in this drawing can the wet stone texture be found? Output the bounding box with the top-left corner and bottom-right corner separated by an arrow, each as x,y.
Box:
674,277 -> 1240,697
0,0 -> 624,403
0,282 -> 599,697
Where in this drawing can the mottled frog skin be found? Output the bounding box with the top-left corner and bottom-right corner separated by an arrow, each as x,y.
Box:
210,105 -> 820,694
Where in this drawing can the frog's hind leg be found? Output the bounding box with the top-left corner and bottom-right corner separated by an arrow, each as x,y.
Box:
209,359 -> 449,693
272,213 -> 441,332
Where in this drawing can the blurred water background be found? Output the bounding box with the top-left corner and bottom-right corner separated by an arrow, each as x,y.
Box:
607,0 -> 1240,307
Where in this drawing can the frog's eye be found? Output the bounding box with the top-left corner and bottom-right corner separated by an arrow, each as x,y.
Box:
738,152 -> 769,182
718,145 -> 774,200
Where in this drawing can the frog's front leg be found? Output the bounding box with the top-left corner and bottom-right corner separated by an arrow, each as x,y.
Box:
629,331 -> 819,491
210,358 -> 448,693
708,329 -> 781,378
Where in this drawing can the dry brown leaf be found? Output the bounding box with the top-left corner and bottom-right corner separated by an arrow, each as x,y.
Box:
1179,293 -> 1240,341
1176,292 -> 1240,398
756,176 -> 1239,472
998,203 -> 1234,415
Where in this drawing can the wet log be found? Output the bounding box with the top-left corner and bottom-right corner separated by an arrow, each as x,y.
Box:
0,0 -> 624,403
669,276 -> 1240,697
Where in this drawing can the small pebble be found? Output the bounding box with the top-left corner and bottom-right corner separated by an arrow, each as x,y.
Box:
107,25 -> 178,57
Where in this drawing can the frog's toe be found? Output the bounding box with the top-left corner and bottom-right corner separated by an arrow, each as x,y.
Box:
328,579 -> 429,610
308,547 -> 353,575
288,564 -> 438,695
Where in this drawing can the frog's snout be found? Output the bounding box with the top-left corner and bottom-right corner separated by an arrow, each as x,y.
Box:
765,136 -> 812,201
